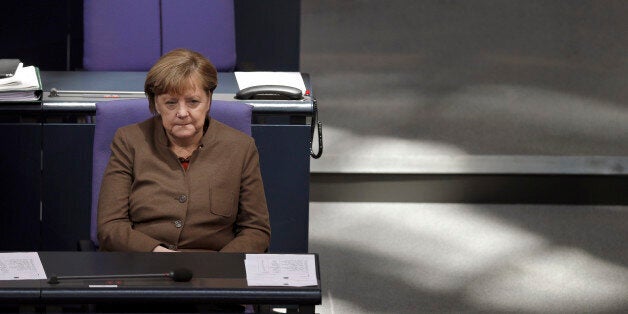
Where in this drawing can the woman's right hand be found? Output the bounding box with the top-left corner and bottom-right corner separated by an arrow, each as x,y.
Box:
152,245 -> 177,252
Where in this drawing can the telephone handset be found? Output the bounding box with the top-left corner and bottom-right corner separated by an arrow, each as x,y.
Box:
235,85 -> 303,100
234,84 -> 323,159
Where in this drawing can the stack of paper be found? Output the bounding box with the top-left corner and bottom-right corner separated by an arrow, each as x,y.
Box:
0,63 -> 41,101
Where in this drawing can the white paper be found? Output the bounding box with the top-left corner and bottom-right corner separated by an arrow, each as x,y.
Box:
235,72 -> 307,95
245,254 -> 318,287
0,252 -> 47,280
0,64 -> 40,92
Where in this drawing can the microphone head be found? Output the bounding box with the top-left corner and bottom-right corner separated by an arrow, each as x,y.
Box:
170,268 -> 193,282
48,276 -> 59,285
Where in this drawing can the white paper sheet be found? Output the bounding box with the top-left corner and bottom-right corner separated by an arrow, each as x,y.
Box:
235,72 -> 307,95
0,64 -> 40,92
245,254 -> 318,287
0,252 -> 47,280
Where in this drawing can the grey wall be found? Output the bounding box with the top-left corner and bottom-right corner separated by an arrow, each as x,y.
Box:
302,0 -> 628,174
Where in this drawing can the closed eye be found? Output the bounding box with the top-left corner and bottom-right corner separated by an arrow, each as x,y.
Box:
187,100 -> 201,108
165,101 -> 177,109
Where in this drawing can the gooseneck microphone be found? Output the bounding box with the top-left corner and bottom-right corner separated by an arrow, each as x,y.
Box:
47,268 -> 193,285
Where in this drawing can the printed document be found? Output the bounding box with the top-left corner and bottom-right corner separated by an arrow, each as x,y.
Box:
0,252 -> 47,280
245,254 -> 317,287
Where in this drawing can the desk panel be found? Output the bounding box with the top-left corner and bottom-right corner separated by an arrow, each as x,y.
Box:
0,124 -> 41,251
253,125 -> 311,253
41,124 -> 94,250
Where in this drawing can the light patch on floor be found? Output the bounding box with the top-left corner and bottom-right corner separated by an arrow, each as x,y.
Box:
310,202 -> 628,313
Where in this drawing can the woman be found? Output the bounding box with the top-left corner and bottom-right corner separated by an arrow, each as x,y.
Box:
97,49 -> 271,252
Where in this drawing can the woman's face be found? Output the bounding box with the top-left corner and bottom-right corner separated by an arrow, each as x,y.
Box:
155,80 -> 211,143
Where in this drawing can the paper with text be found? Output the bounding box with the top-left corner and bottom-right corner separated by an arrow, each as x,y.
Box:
245,254 -> 317,287
235,72 -> 306,95
0,252 -> 47,280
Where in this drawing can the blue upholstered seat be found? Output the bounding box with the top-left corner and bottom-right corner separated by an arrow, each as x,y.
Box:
83,0 -> 236,71
88,99 -> 252,248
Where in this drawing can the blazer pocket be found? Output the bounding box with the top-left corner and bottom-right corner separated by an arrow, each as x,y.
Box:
209,188 -> 237,218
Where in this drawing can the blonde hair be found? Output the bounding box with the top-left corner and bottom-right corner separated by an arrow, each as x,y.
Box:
144,48 -> 218,114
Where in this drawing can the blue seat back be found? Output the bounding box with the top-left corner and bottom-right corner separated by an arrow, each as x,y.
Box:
91,99 -> 252,246
83,0 -> 236,71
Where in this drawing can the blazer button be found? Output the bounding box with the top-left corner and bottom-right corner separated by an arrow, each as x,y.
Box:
167,244 -> 177,250
174,220 -> 183,228
178,195 -> 187,203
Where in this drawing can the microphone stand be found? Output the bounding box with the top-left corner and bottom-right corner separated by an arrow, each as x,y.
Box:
48,273 -> 170,284
48,268 -> 192,284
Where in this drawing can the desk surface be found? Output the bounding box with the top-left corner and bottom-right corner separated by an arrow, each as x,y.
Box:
0,252 -> 321,307
39,71 -> 314,116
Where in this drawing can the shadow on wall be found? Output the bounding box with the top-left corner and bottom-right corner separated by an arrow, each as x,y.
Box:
300,0 -> 628,155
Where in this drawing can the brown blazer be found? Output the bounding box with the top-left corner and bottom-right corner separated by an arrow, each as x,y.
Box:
97,115 -> 270,252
